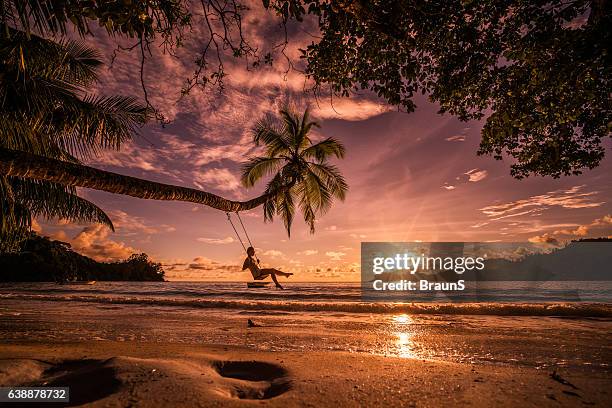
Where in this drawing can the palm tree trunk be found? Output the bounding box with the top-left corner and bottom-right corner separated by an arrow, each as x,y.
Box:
0,148 -> 273,212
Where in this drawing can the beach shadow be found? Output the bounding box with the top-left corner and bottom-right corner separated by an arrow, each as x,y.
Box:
212,360 -> 291,400
2,359 -> 121,407
41,359 -> 121,406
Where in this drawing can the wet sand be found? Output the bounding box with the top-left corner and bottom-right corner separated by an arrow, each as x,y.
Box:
0,285 -> 611,406
1,340 -> 611,407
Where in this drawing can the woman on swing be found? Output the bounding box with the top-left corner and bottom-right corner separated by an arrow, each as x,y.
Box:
242,247 -> 293,289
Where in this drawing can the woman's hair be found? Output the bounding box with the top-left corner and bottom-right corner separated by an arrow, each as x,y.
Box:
247,246 -> 255,256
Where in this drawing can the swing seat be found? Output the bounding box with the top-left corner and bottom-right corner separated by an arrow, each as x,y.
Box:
247,281 -> 271,288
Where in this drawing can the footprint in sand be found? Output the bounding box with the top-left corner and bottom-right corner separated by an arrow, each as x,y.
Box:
0,358 -> 121,407
212,360 -> 291,400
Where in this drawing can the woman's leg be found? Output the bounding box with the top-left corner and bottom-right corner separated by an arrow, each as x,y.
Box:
261,268 -> 292,277
261,268 -> 291,288
269,272 -> 283,289
270,268 -> 293,277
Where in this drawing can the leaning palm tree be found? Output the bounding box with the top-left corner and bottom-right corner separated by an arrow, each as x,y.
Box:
0,30 -> 347,247
242,107 -> 348,235
0,29 -> 148,250
0,107 -> 348,237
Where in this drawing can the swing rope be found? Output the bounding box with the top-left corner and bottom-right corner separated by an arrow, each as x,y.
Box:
236,212 -> 255,249
226,212 -> 247,252
226,212 -> 260,262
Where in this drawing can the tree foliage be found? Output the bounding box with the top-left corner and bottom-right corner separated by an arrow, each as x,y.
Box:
0,0 -> 190,40
0,232 -> 165,282
0,29 -> 149,251
270,0 -> 611,178
3,1 -> 608,178
242,106 -> 348,235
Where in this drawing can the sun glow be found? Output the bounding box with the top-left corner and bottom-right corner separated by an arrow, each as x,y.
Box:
391,314 -> 418,358
393,314 -> 412,324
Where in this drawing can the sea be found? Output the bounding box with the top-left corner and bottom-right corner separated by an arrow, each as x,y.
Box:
1,281 -> 611,314
1,282 -> 610,372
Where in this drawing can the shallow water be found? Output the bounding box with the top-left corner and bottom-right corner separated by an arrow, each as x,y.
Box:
1,281 -> 611,314
1,282 -> 611,373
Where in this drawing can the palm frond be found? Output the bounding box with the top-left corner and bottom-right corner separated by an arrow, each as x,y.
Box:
52,39 -> 102,85
301,137 -> 346,162
275,187 -> 295,236
307,162 -> 349,201
262,172 -> 286,223
11,179 -> 114,230
279,107 -> 300,145
240,156 -> 284,187
0,115 -> 77,162
0,176 -> 31,252
251,116 -> 292,157
52,94 -> 149,158
0,29 -> 101,85
296,108 -> 319,150
295,182 -> 317,234
5,1 -> 91,37
303,169 -> 333,214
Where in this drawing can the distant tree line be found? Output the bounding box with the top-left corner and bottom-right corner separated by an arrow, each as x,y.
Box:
0,233 -> 165,282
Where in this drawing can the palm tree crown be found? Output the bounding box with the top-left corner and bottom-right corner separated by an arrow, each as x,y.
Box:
241,107 -> 348,236
0,29 -> 148,251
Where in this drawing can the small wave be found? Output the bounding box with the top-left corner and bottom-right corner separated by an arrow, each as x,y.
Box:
1,294 -> 610,317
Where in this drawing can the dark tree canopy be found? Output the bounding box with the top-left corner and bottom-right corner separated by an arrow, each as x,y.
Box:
1,0 -> 610,179
0,0 -> 190,39
272,0 -> 611,178
0,232 -> 165,282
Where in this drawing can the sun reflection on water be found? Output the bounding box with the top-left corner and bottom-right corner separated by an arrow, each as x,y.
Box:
391,314 -> 418,359
393,314 -> 411,324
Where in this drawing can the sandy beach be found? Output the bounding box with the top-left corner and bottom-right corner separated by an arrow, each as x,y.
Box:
1,282 -> 611,407
2,1 -> 611,405
2,340 -> 611,408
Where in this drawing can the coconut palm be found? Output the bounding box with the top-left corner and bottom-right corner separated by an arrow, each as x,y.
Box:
242,107 -> 348,235
0,32 -> 347,248
0,29 -> 148,250
0,107 -> 348,237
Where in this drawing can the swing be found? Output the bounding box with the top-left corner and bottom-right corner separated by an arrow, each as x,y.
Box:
226,212 -> 270,288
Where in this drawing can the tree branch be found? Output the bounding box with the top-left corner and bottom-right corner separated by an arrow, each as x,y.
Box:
0,148 -> 279,213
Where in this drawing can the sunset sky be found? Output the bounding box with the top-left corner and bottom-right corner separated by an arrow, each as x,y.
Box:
35,3 -> 612,281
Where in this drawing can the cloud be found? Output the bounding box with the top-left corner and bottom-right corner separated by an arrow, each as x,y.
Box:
324,225 -> 337,231
314,98 -> 393,121
593,214 -> 612,226
554,214 -> 612,237
32,217 -> 139,261
196,236 -> 235,244
31,219 -> 42,233
193,168 -> 242,192
554,225 -> 589,237
298,249 -> 318,256
71,224 -> 139,261
523,214 -> 611,246
263,249 -> 284,257
193,143 -> 255,166
162,256 -> 241,280
188,256 -> 219,270
445,135 -> 466,142
527,233 -> 560,246
109,210 -> 160,235
465,168 -> 488,182
479,185 -> 604,221
91,141 -> 176,178
443,168 -> 488,190
349,233 -> 367,239
325,251 -> 346,260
